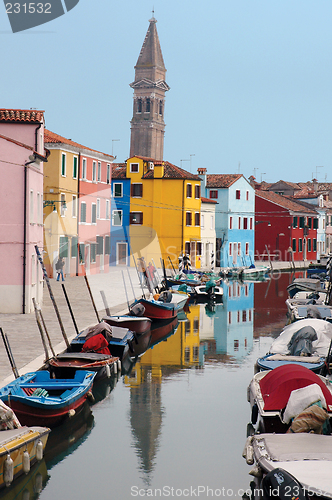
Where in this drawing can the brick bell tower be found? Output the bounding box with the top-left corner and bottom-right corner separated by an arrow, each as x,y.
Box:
129,16 -> 170,161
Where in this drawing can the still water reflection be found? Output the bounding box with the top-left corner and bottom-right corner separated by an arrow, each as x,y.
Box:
28,272 -> 299,500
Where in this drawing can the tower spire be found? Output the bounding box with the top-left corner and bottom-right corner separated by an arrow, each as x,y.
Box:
129,17 -> 170,161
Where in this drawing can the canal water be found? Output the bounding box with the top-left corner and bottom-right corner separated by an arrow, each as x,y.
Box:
3,272 -> 301,500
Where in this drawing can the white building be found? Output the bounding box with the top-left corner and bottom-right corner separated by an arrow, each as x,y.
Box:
200,197 -> 217,269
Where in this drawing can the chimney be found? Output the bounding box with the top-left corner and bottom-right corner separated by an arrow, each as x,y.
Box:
197,168 -> 207,175
197,168 -> 207,193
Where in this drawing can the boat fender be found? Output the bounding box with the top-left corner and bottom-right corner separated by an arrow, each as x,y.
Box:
34,472 -> 43,493
262,468 -> 308,499
4,454 -> 14,486
251,403 -> 258,425
113,362 -> 117,375
87,391 -> 95,404
242,436 -> 254,465
105,364 -> 111,378
67,409 -> 76,418
23,450 -> 30,474
36,440 -> 44,461
117,360 -> 121,372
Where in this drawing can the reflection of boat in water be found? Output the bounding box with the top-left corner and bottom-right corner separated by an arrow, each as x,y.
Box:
44,400 -> 94,469
0,458 -> 48,500
91,373 -> 120,405
149,317 -> 179,348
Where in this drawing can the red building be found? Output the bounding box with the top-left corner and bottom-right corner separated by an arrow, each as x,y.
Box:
255,191 -> 318,262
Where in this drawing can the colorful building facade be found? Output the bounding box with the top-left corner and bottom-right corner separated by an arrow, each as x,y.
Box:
110,164 -> 131,266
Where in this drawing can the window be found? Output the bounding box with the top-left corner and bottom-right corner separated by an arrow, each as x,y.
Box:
186,212 -> 192,226
59,236 -> 69,258
107,164 -> 110,184
236,190 -> 240,199
292,238 -> 296,252
238,242 -> 241,256
313,238 -> 317,252
234,340 -> 239,351
106,199 -> 110,219
114,183 -> 123,197
245,242 -> 249,255
130,212 -> 143,225
97,162 -> 101,182
73,156 -> 78,179
307,238 -> 311,252
130,163 -> 139,173
159,100 -> 163,115
79,243 -> 85,263
97,198 -> 100,219
299,217 -> 305,228
71,237 -> 78,258
293,216 -> 298,228
243,218 -> 248,229
308,217 -> 312,229
145,98 -> 151,112
229,216 -> 232,229
242,310 -> 247,322
61,153 -> 66,176
246,191 -> 249,201
90,243 -> 96,263
105,235 -> 110,255
228,311 -> 232,324
80,202 -> 86,222
72,195 -> 77,217
91,204 -> 97,224
313,218 -> 318,229
201,214 -> 205,229
185,322 -> 191,336
185,241 -> 190,255
60,194 -> 66,217
210,216 -> 214,229
30,190 -> 34,223
209,190 -> 218,199
186,184 -> 192,198
238,217 -> 241,230
82,158 -> 87,179
195,212 -> 200,226
298,238 -> 303,252
137,99 -> 142,113
37,193 -> 40,224
196,242 -> 202,256
194,185 -> 200,199
112,210 -> 123,226
96,236 -> 103,255
131,183 -> 143,197
229,243 -> 232,255
92,161 -> 96,182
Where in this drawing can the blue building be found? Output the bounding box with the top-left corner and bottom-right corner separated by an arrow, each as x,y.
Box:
110,164 -> 131,265
198,169 -> 255,268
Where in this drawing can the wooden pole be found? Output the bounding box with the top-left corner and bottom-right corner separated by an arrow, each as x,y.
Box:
0,328 -> 19,379
100,290 -> 111,316
37,303 -> 56,357
61,284 -> 80,336
32,298 -> 50,362
127,268 -> 137,302
35,245 -> 69,348
84,274 -> 100,322
122,270 -> 131,312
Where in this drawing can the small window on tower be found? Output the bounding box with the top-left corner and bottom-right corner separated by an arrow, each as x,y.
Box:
137,99 -> 142,113
159,100 -> 163,115
146,98 -> 151,113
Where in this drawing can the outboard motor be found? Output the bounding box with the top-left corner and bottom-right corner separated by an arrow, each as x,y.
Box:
129,303 -> 146,317
158,291 -> 172,303
262,468 -> 308,499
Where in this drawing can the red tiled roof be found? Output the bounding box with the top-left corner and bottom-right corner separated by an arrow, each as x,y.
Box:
112,164 -> 126,179
269,180 -> 301,190
142,161 -> 202,181
256,190 -> 318,214
201,197 -> 218,204
0,109 -> 44,123
206,174 -> 242,188
44,129 -> 114,159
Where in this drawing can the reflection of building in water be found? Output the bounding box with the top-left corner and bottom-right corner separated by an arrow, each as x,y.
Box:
200,281 -> 254,362
124,311 -> 200,483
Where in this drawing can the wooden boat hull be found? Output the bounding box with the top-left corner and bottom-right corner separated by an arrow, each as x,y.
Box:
47,353 -> 120,381
70,326 -> 134,359
102,315 -> 152,334
256,353 -> 326,374
136,299 -> 177,321
0,371 -> 95,428
0,426 -> 49,489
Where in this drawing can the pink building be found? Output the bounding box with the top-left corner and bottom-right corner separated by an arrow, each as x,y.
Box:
0,109 -> 48,313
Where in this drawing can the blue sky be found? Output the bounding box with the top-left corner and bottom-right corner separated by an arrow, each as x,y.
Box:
1,0 -> 332,183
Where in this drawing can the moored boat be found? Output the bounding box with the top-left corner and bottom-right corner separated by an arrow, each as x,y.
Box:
102,315 -> 152,334
70,324 -> 135,359
134,298 -> 177,321
46,352 -> 121,381
0,370 -> 96,428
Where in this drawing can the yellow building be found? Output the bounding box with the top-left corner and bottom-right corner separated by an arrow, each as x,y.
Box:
126,156 -> 202,268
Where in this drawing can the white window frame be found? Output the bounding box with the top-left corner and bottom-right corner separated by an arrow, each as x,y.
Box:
61,153 -> 66,177
91,203 -> 97,224
97,198 -> 100,219
60,193 -> 66,217
112,209 -> 123,226
92,161 -> 97,182
72,195 -> 77,218
82,158 -> 87,180
130,163 -> 139,173
106,199 -> 110,219
201,214 -> 205,229
73,156 -> 78,179
97,161 -> 101,182
107,164 -> 110,184
80,202 -> 86,223
30,189 -> 34,224
113,183 -> 123,198
210,215 -> 214,230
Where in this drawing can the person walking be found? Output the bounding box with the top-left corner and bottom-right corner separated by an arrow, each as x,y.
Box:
55,257 -> 65,281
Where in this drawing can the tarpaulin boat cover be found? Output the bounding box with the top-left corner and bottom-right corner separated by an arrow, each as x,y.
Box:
259,364 -> 332,411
